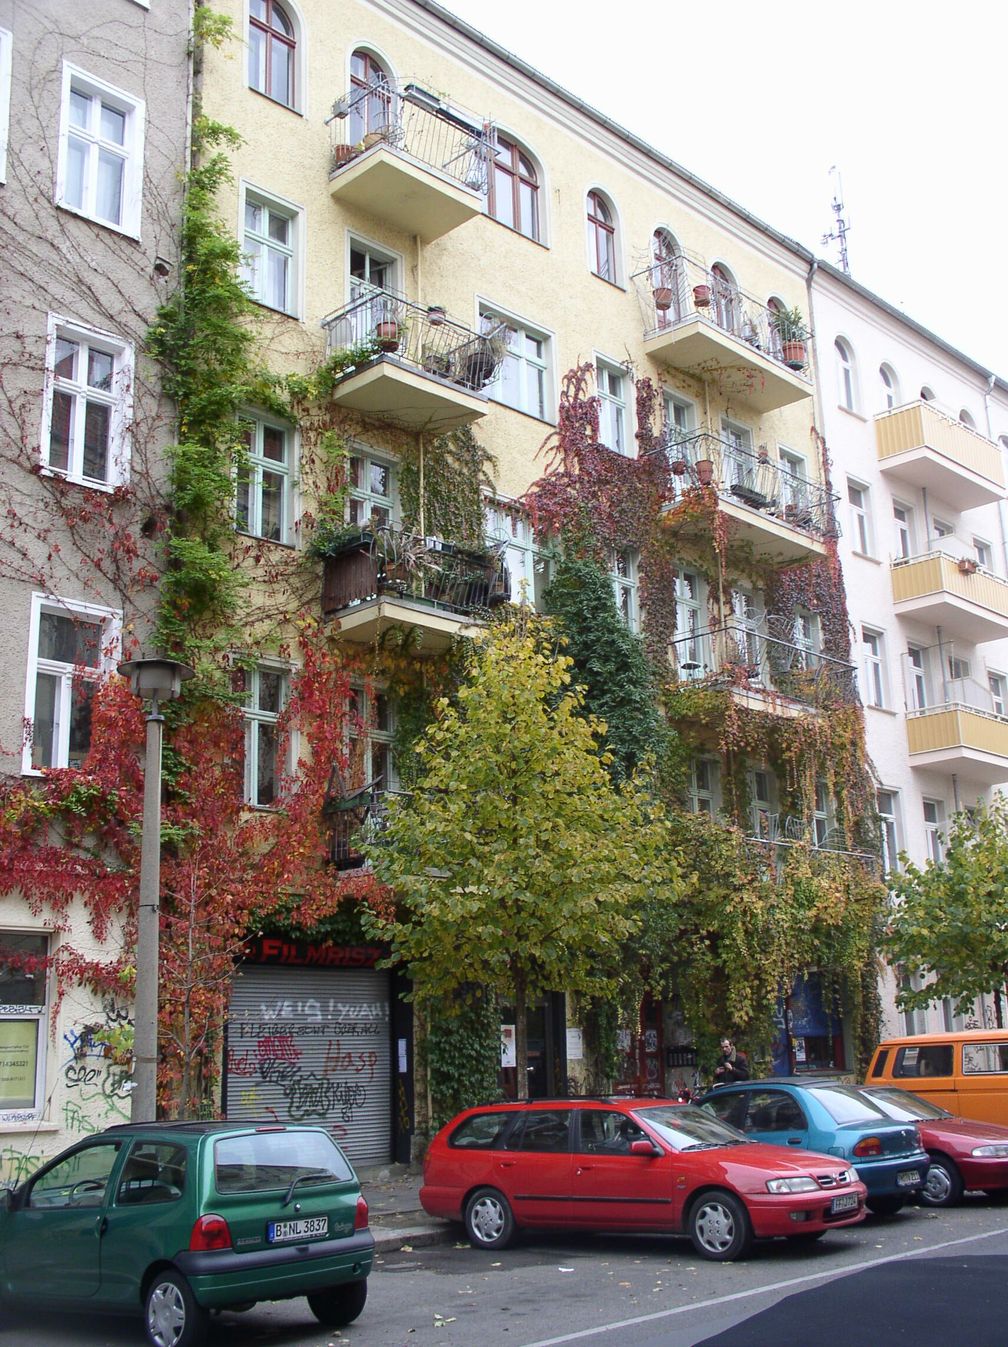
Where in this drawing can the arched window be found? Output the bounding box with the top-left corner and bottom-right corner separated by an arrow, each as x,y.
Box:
920,385 -> 936,402
651,228 -> 682,324
835,337 -> 858,411
959,408 -> 976,430
349,50 -> 391,145
587,191 -> 617,283
248,0 -> 297,109
879,363 -> 900,410
711,263 -> 740,335
488,134 -> 539,240
767,295 -> 785,358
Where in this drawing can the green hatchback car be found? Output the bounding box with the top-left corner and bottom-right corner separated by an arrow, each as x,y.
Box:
0,1120 -> 373,1347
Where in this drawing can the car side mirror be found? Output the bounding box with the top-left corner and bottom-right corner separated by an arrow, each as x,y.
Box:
630,1139 -> 661,1157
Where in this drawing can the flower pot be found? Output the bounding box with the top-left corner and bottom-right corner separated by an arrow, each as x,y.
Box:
671,459 -> 688,477
653,286 -> 674,312
332,143 -> 357,168
781,339 -> 806,370
375,320 -> 400,352
695,458 -> 714,486
957,557 -> 979,575
362,131 -> 384,150
426,305 -> 446,326
693,284 -> 712,308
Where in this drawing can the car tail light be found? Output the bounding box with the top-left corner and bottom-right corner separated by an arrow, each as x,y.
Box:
189,1214 -> 232,1251
354,1195 -> 369,1231
853,1136 -> 883,1158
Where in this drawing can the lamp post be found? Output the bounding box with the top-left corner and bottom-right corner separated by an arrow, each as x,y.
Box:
117,656 -> 194,1122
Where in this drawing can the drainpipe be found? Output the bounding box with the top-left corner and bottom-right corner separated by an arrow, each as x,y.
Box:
951,773 -> 961,813
983,373 -> 1008,578
804,259 -> 824,445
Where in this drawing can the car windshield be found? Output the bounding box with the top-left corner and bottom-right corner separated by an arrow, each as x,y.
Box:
860,1088 -> 951,1121
804,1085 -> 891,1125
215,1130 -> 354,1193
635,1104 -> 748,1150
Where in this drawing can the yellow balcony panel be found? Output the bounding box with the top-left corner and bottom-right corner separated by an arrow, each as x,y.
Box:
876,402 -> 1005,509
328,596 -> 482,652
892,553 -> 1008,642
328,146 -> 483,243
643,319 -> 812,413
329,358 -> 489,432
906,706 -> 1008,785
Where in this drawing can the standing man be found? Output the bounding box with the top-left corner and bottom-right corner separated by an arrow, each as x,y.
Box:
713,1038 -> 750,1085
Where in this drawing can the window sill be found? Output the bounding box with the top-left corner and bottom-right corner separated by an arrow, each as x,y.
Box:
484,215 -> 548,250
0,1120 -> 60,1133
38,467 -> 124,495
235,530 -> 297,551
864,704 -> 898,716
850,550 -> 882,565
56,202 -> 140,244
249,86 -> 306,118
837,403 -> 868,422
590,273 -> 627,293
248,297 -> 301,322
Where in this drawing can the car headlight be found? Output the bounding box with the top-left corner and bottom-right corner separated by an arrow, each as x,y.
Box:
848,1166 -> 859,1182
971,1144 -> 1008,1157
766,1176 -> 820,1194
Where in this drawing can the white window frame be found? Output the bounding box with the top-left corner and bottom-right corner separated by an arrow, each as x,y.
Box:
484,501 -> 548,609
235,412 -> 295,544
479,304 -> 553,421
847,479 -> 873,556
241,662 -> 293,808
347,447 -> 397,529
877,789 -> 901,874
879,363 -> 899,410
860,625 -> 887,708
749,765 -> 776,840
893,501 -> 915,560
0,27 -> 11,185
664,392 -> 695,440
813,778 -> 835,848
687,757 -> 720,815
56,64 -> 145,239
0,930 -> 50,1122
40,316 -> 133,489
596,357 -> 629,456
22,593 -> 121,775
835,337 -> 859,412
923,798 -> 944,864
674,568 -> 707,677
239,182 -> 303,318
974,536 -> 993,571
989,671 -> 1007,718
608,547 -> 640,633
348,683 -> 398,793
347,233 -> 399,301
907,645 -> 929,711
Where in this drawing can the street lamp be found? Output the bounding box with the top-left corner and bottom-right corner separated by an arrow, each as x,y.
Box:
117,656 -> 195,1122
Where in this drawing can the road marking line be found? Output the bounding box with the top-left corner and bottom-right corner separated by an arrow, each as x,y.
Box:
520,1224 -> 1008,1346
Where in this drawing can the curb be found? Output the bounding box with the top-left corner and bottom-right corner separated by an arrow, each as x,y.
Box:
371,1222 -> 454,1253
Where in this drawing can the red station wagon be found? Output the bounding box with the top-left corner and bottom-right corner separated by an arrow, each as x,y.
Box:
420,1097 -> 867,1261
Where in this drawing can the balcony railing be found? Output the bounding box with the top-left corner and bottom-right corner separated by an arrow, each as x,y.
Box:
321,290 -> 506,394
743,832 -> 881,877
671,619 -> 857,708
321,526 -> 510,622
632,256 -> 810,375
329,78 -> 492,195
326,784 -> 408,870
661,430 -> 839,541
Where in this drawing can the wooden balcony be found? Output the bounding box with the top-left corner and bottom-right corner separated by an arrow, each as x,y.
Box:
891,552 -> 1008,642
906,705 -> 1008,785
875,402 -> 1005,509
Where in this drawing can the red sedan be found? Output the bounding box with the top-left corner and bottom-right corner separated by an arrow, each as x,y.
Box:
420,1097 -> 866,1260
859,1085 -> 1008,1206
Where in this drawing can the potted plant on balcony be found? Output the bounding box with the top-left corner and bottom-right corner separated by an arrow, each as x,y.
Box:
957,557 -> 979,575
375,317 -> 401,352
770,306 -> 809,369
653,285 -> 674,311
332,142 -> 358,169
426,303 -> 447,326
695,458 -> 714,486
693,283 -> 712,308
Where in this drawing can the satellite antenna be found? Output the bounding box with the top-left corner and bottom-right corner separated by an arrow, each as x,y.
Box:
822,166 -> 851,274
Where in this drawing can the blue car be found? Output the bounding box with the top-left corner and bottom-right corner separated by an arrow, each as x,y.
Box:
699,1078 -> 929,1215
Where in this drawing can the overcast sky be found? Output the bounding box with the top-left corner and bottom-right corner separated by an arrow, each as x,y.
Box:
438,0 -> 1006,378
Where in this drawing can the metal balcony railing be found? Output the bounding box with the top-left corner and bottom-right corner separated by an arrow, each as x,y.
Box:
328,78 -> 492,194
631,255 -> 811,376
743,832 -> 881,878
326,784 -> 409,870
909,675 -> 1006,719
321,289 -> 507,393
321,526 -> 510,621
660,430 -> 839,541
671,618 -> 857,707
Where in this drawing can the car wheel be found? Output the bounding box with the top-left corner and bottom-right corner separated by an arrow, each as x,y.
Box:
921,1154 -> 964,1208
866,1195 -> 905,1217
464,1187 -> 515,1250
688,1191 -> 753,1261
144,1270 -> 208,1347
307,1279 -> 368,1327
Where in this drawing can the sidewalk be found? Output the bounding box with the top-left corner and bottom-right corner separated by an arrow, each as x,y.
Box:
356,1162 -> 455,1254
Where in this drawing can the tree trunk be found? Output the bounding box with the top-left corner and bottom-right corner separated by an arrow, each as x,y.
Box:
996,986 -> 1004,1030
514,969 -> 529,1101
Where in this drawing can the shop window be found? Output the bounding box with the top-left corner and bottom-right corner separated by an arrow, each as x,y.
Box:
0,932 -> 49,1119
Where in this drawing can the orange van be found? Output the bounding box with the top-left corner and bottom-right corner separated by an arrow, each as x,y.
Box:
866,1030 -> 1008,1125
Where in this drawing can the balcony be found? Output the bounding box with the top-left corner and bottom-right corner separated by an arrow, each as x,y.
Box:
328,80 -> 491,242
631,258 -> 813,413
875,401 -> 1005,509
320,292 -> 505,433
907,691 -> 1008,785
659,431 -> 838,563
892,547 -> 1008,642
670,619 -> 856,717
320,527 -> 509,651
325,783 -> 406,870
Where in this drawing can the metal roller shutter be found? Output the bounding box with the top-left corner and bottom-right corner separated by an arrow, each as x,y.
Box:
226,966 -> 391,1165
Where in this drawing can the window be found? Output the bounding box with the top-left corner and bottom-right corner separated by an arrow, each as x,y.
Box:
710,263 -> 740,335
487,133 -> 539,240
349,238 -> 397,306
687,758 -> 719,815
877,790 -> 900,873
27,1140 -> 122,1209
0,27 -> 11,184
779,448 -> 810,518
673,568 -> 706,676
481,308 -> 551,420
730,585 -> 764,673
239,664 -> 289,807
749,767 -> 776,839
240,187 -> 300,316
596,359 -> 628,455
793,609 -> 820,667
348,50 -> 391,146
923,799 -> 944,863
24,594 -> 120,772
484,503 -> 548,608
879,363 -> 900,410
42,319 -> 132,488
990,672 -> 1007,717
57,65 -> 144,237
835,337 -> 858,411
932,517 -> 953,541
860,626 -> 886,708
651,228 -> 683,324
349,685 -> 396,792
813,780 -> 835,847
586,191 -> 617,283
0,932 -> 48,1118
959,408 -> 977,430
893,503 -> 914,560
974,537 -> 993,570
236,415 -> 293,543
847,480 -> 873,555
348,450 -> 395,528
248,0 -> 297,109
664,392 -> 695,442
907,645 -> 928,711
920,386 -> 936,402
609,548 -> 639,632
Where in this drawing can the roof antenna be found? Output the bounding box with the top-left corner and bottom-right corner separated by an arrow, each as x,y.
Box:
822,166 -> 851,275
